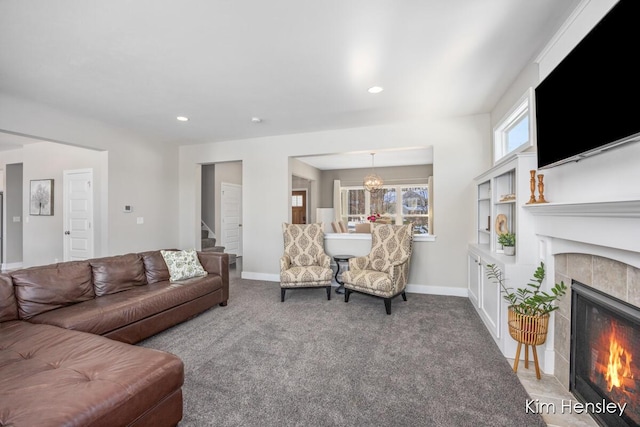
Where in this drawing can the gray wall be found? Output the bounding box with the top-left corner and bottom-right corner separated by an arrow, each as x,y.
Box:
201,164 -> 215,232
319,164 -> 433,207
5,163 -> 22,264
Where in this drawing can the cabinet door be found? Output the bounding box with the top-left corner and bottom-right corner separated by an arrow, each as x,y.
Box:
479,261 -> 501,339
467,252 -> 480,308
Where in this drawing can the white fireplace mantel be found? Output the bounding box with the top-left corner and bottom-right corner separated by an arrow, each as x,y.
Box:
524,199 -> 640,261
524,199 -> 640,218
523,199 -> 640,377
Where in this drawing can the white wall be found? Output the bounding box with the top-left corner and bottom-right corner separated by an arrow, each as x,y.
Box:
493,0 -> 638,206
0,94 -> 181,261
532,0 -> 639,204
20,142 -> 106,266
489,0 -> 639,206
537,0 -> 618,82
180,116 -> 491,290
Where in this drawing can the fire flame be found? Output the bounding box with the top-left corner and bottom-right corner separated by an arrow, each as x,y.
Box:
604,327 -> 633,392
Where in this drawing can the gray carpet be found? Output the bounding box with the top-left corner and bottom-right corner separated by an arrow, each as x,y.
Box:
139,275 -> 546,427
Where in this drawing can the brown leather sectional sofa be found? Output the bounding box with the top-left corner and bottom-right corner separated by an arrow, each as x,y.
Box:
0,249 -> 229,427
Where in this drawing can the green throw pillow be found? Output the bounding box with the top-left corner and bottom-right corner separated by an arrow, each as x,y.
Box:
160,249 -> 208,282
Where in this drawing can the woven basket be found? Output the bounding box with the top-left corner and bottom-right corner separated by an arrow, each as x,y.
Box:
507,307 -> 550,346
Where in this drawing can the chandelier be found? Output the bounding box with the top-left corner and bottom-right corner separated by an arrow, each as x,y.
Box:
363,153 -> 383,192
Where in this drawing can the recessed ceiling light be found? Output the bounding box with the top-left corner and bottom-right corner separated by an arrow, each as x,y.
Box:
176,116 -> 189,122
251,117 -> 262,123
368,86 -> 384,94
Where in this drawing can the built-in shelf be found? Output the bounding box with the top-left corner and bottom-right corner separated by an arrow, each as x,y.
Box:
469,153 -> 539,362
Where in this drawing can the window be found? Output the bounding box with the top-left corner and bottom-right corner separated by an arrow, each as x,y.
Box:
291,194 -> 303,207
340,180 -> 432,235
493,88 -> 534,164
343,188 -> 365,226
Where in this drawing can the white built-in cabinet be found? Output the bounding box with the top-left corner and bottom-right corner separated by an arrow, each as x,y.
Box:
468,153 -> 540,358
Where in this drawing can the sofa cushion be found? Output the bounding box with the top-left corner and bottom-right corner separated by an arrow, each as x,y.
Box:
90,253 -> 147,296
11,261 -> 94,320
0,321 -> 183,427
27,275 -> 223,336
0,274 -> 18,322
141,250 -> 172,284
161,249 -> 208,282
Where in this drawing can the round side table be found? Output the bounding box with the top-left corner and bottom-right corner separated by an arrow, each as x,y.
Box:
333,255 -> 355,294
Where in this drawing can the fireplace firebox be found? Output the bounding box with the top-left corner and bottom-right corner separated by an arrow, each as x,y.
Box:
571,281 -> 640,427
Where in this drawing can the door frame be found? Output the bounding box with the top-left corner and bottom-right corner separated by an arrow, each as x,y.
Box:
291,188 -> 308,224
220,182 -> 242,256
63,168 -> 94,261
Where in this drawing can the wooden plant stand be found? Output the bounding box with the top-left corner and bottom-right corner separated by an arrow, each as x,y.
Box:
508,307 -> 550,379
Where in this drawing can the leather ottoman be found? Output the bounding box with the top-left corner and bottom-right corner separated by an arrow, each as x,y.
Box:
0,321 -> 184,427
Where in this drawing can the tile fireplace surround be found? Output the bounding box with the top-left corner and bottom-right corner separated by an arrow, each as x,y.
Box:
552,253 -> 640,387
527,199 -> 640,392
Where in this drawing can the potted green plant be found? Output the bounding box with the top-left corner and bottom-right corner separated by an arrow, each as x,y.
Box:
486,261 -> 567,317
497,232 -> 515,255
485,262 -> 567,379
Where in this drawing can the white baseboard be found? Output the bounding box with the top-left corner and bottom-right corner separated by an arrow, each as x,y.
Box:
241,271 -> 280,282
1,262 -> 22,271
240,273 -> 468,298
406,283 -> 468,297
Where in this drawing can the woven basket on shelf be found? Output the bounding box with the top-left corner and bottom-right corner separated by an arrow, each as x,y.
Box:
507,306 -> 550,346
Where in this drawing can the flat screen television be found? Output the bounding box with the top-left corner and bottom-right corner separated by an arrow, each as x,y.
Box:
535,0 -> 640,169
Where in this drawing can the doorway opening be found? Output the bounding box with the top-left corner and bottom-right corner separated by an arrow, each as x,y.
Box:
200,161 -> 242,266
291,190 -> 307,224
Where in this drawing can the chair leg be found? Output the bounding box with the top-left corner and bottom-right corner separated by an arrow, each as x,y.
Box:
384,298 -> 392,315
344,288 -> 351,302
401,291 -> 407,301
326,286 -> 331,300
281,288 -> 286,302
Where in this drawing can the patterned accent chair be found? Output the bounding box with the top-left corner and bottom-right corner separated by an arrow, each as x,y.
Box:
342,223 -> 413,314
280,223 -> 333,301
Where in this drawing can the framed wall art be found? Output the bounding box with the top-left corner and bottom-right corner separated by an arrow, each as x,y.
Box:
30,179 -> 54,216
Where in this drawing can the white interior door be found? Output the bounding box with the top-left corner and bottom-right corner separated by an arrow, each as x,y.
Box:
221,182 -> 242,256
63,169 -> 94,261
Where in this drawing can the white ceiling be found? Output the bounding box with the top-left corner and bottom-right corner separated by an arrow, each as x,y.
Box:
0,0 -> 580,151
296,147 -> 433,171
